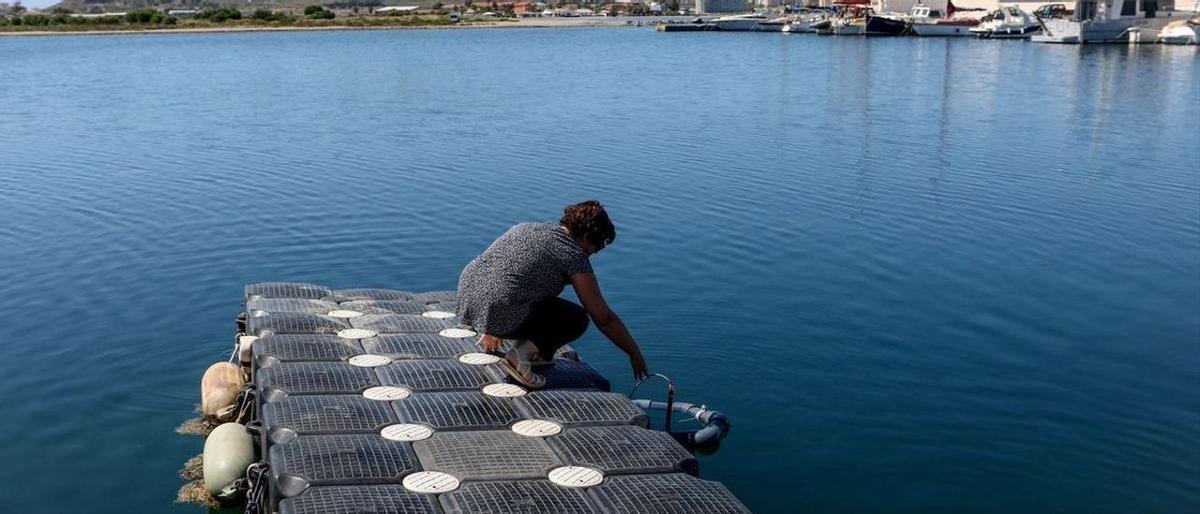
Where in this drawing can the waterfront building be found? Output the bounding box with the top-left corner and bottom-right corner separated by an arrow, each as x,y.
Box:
697,0 -> 749,12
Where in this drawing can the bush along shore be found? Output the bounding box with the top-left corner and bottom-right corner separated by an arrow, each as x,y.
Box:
0,6 -> 470,33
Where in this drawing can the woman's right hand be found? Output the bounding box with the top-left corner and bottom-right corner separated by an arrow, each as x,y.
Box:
478,333 -> 504,353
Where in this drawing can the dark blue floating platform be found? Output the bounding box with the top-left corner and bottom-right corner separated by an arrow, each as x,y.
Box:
242,282 -> 749,513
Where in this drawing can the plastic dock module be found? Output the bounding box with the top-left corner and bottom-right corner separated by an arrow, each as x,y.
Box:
519,390 -> 651,427
362,334 -> 478,360
589,473 -> 752,514
246,312 -> 349,337
238,283 -> 748,513
280,485 -> 438,514
440,480 -> 600,513
268,434 -> 420,498
391,391 -> 523,430
375,360 -> 498,391
253,335 -> 364,367
414,430 -> 563,481
257,362 -> 380,398
338,300 -> 428,315
547,425 -> 700,476
349,314 -> 454,333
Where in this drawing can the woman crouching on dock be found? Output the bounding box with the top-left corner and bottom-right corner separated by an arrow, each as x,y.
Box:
456,200 -> 650,388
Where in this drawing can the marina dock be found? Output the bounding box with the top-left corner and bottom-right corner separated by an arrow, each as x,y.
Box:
235,282 -> 749,513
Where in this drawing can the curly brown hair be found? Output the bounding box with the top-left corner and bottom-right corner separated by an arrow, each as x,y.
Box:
560,200 -> 616,249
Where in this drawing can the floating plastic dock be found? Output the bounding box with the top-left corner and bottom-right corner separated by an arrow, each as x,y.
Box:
238,282 -> 750,513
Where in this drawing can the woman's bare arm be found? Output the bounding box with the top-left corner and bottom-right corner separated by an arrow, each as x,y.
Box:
571,272 -> 649,380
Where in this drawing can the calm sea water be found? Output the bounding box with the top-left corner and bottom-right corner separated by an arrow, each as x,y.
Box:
0,28 -> 1197,513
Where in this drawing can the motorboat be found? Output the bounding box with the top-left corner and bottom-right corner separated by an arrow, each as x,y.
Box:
970,4 -> 1042,39
756,17 -> 790,31
865,11 -> 912,35
909,5 -> 979,36
910,17 -> 979,35
1157,16 -> 1199,44
711,13 -> 769,31
833,17 -> 867,34
1032,0 -> 1178,43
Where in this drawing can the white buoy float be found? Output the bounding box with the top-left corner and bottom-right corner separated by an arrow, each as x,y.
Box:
203,423 -> 254,497
201,362 -> 244,423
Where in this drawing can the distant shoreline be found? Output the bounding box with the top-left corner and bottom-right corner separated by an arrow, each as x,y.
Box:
0,17 -> 656,38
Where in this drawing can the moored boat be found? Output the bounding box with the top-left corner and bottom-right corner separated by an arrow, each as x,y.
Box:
1157,17 -> 1199,44
970,4 -> 1042,39
711,13 -> 769,31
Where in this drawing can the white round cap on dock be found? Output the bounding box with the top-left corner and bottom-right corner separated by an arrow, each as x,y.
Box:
380,424 -> 433,442
482,383 -> 526,398
512,419 -> 562,437
328,310 -> 365,319
362,386 -> 411,401
422,310 -> 456,319
337,328 -> 378,340
348,354 -> 392,367
548,466 -> 604,488
439,328 -> 477,338
458,353 -> 501,366
403,471 -> 460,494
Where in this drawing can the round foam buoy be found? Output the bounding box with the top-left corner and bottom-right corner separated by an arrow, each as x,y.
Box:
201,362 -> 244,422
362,386 -> 411,401
380,424 -> 433,442
422,310 -> 456,319
482,383 -> 526,398
203,423 -> 254,496
512,419 -> 562,437
458,353 -> 501,366
338,328 -> 378,340
438,328 -> 476,338
548,466 -> 604,488
348,354 -> 392,367
328,310 -> 364,319
403,471 -> 460,493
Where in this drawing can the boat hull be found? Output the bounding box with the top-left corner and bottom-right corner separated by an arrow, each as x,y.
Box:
1032,17 -> 1172,43
971,24 -> 1042,39
865,14 -> 910,36
911,23 -> 976,36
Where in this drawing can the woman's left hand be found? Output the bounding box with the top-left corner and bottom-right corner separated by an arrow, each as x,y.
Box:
630,354 -> 650,381
478,334 -> 504,353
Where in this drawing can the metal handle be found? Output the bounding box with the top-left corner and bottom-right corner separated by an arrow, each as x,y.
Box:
629,373 -> 675,428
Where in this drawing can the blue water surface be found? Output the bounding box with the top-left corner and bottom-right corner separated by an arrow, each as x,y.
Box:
0,28 -> 1197,513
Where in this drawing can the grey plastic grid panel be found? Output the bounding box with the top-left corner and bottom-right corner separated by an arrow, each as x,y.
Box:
263,395 -> 397,440
536,359 -> 611,391
268,434 -> 420,498
589,473 -> 751,514
280,485 -> 439,514
245,282 -> 333,300
338,300 -> 427,315
425,301 -> 458,312
247,312 -> 349,336
519,391 -> 649,428
253,335 -> 363,367
411,291 -> 459,303
548,426 -> 699,476
413,430 -> 562,481
246,298 -> 339,315
362,334 -> 478,360
376,360 -> 494,391
440,480 -> 600,514
257,362 -> 380,398
392,391 -> 523,430
350,314 -> 453,333
333,288 -> 415,302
